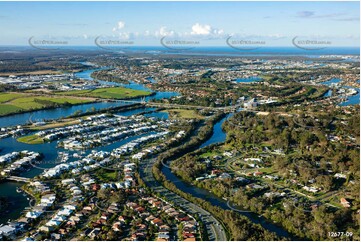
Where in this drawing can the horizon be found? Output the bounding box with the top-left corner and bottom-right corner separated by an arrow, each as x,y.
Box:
0,1 -> 359,47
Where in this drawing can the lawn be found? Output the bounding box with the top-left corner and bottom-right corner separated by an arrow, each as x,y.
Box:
95,170 -> 119,182
0,93 -> 25,103
0,92 -> 91,116
167,109 -> 204,119
17,134 -> 44,144
54,87 -> 152,99
0,104 -> 23,116
200,150 -> 220,158
29,119 -> 81,131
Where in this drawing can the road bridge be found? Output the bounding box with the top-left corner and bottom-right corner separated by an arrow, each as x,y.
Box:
6,176 -> 31,183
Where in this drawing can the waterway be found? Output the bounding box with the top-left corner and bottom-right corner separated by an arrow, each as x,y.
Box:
320,78 -> 360,105
161,113 -> 292,239
0,106 -> 162,224
0,67 -> 178,129
0,181 -> 31,225
0,65 -> 179,224
0,63 -> 321,237
235,76 -> 262,83
199,114 -> 232,149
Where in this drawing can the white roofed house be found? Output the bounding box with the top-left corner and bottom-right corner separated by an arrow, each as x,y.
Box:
0,225 -> 17,238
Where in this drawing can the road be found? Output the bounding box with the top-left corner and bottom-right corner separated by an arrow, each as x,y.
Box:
111,98 -> 242,112
139,158 -> 228,241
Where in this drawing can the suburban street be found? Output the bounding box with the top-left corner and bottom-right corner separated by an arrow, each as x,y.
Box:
139,158 -> 228,241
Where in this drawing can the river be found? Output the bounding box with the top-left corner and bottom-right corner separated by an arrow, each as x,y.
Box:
161,113 -> 292,239
235,76 -> 262,83
0,66 -> 179,224
0,63 -> 334,238
0,67 -> 178,129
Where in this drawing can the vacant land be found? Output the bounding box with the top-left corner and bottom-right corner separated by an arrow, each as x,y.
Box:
54,87 -> 152,99
0,70 -> 62,76
0,92 -> 91,116
166,108 -> 204,119
17,134 -> 44,144
28,119 -> 81,131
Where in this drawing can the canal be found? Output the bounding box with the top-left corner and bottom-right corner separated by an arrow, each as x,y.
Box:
0,64 -> 355,237
320,78 -> 360,105
0,65 -> 179,224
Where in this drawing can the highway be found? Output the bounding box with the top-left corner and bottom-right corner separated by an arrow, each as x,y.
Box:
139,158 -> 228,241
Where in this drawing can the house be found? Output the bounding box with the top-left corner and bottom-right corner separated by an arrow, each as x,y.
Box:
88,228 -> 101,238
184,237 -> 196,241
151,218 -> 163,227
0,225 -> 16,237
50,233 -> 62,241
100,213 -> 110,221
157,233 -> 170,241
39,225 -> 55,233
253,171 -> 263,176
26,211 -> 43,219
80,228 -> 93,237
334,173 -> 347,179
340,198 -> 351,208
91,183 -> 101,191
118,216 -> 127,222
218,173 -> 231,179
46,219 -> 62,227
112,222 -> 123,232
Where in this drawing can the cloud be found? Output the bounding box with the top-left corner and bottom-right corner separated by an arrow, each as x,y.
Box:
113,20 -> 125,32
334,17 -> 359,22
190,23 -> 224,36
297,11 -> 315,18
191,23 -> 212,35
229,33 -> 286,40
155,26 -> 175,37
117,21 -> 125,29
296,11 -> 347,19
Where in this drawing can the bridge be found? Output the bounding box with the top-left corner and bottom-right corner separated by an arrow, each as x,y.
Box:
6,176 -> 31,183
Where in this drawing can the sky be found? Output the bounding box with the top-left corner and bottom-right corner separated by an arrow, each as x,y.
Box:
0,1 -> 359,47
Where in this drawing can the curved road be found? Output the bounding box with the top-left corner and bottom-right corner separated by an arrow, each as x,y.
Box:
139,158 -> 227,241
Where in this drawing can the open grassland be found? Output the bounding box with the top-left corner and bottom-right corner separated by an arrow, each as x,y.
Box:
0,92 -> 91,116
54,87 -> 152,99
28,119 -> 81,131
0,70 -> 62,76
17,134 -> 44,144
166,108 -> 204,119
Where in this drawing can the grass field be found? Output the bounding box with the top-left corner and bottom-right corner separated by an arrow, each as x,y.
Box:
166,109 -> 204,119
29,119 -> 81,131
0,92 -> 91,116
0,70 -> 61,77
54,87 -> 152,99
17,134 -> 44,144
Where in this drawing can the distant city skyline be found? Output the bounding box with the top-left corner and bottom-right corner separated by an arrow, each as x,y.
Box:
0,1 -> 359,47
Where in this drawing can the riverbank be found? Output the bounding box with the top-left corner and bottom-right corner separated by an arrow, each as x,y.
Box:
147,113 -> 289,240
53,86 -> 154,100
0,92 -> 94,117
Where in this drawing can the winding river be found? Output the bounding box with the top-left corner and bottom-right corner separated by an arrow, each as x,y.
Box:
161,114 -> 292,239
2,65 -> 355,238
